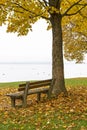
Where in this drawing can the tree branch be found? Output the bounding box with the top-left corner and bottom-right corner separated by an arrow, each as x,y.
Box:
38,0 -> 46,8
62,0 -> 83,16
12,2 -> 30,12
42,0 -> 49,6
9,2 -> 50,20
41,15 -> 50,20
64,5 -> 86,16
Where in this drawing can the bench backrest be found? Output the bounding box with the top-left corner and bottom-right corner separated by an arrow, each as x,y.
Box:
18,79 -> 52,91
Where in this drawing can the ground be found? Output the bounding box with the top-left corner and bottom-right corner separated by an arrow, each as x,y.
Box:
0,86 -> 87,130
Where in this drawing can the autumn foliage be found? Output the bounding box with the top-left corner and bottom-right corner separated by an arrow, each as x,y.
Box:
0,85 -> 87,129
0,0 -> 87,96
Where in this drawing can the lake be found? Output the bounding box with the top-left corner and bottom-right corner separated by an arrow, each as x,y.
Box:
0,63 -> 87,82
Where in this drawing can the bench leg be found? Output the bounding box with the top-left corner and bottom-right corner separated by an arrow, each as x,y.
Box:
22,98 -> 27,108
37,93 -> 41,101
47,91 -> 51,99
11,97 -> 15,107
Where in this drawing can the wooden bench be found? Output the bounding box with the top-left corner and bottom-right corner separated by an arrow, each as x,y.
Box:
6,79 -> 52,107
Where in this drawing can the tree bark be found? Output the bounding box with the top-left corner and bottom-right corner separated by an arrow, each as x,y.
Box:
50,13 -> 68,96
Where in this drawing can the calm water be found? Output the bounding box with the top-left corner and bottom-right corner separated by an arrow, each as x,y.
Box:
0,63 -> 87,82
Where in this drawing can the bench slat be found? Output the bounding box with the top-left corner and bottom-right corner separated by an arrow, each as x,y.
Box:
6,87 -> 49,97
18,79 -> 52,91
27,86 -> 49,95
18,82 -> 51,91
6,91 -> 23,98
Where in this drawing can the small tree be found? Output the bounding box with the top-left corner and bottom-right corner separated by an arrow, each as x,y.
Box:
0,0 -> 87,96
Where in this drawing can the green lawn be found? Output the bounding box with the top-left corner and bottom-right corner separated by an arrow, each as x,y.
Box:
0,81 -> 25,88
0,78 -> 87,130
65,77 -> 87,87
0,77 -> 87,88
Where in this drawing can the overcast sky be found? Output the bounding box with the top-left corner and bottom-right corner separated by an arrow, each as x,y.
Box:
0,20 -> 52,63
0,19 -> 87,64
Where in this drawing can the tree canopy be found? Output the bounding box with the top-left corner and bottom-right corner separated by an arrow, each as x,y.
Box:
0,0 -> 87,63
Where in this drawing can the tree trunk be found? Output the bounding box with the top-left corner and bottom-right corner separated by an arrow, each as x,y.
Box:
50,13 -> 68,96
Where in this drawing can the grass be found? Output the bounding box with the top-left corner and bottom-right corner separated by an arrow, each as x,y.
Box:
65,77 -> 87,87
0,77 -> 87,88
0,78 -> 87,130
0,81 -> 25,88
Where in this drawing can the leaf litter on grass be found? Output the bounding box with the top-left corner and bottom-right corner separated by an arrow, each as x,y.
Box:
0,86 -> 87,130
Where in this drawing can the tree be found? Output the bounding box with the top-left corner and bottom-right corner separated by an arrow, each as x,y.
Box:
0,0 -> 87,96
